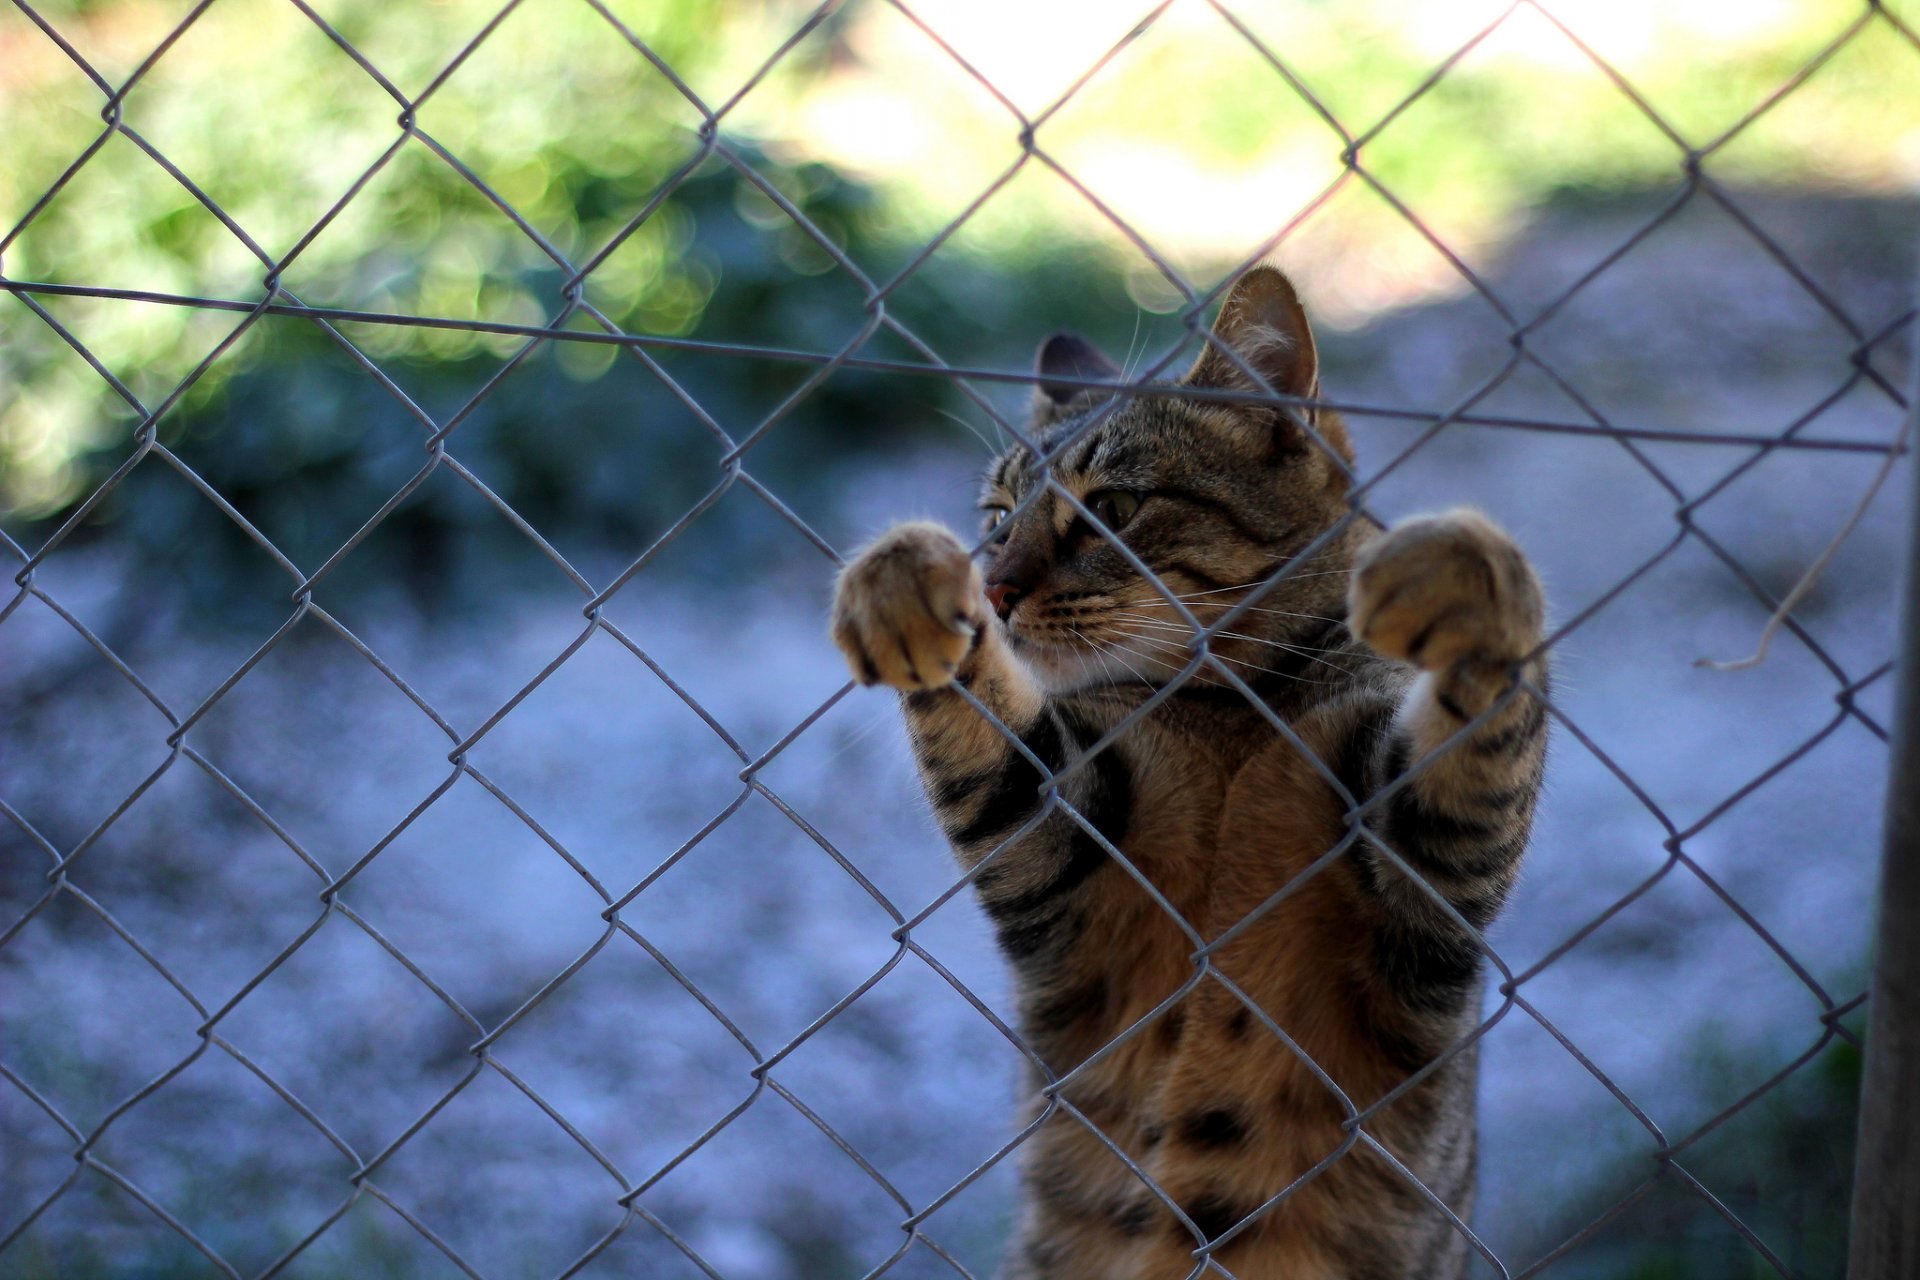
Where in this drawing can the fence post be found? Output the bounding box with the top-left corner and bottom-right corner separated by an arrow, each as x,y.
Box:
1846,292 -> 1920,1279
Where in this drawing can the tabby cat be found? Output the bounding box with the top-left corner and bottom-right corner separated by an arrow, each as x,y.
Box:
829,266 -> 1548,1279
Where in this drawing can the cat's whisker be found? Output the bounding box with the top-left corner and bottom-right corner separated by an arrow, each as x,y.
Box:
1167,596 -> 1348,624
1111,616 -> 1358,678
1073,624 -> 1169,688
1113,612 -> 1341,652
1078,628 -> 1159,687
1113,627 -> 1334,685
929,404 -> 1003,458
814,704 -> 903,767
1110,629 -> 1197,661
1118,309 -> 1146,387
1169,573 -> 1350,600
1111,614 -> 1280,647
1121,606 -> 1351,629
1169,609 -> 1350,630
1069,625 -> 1127,687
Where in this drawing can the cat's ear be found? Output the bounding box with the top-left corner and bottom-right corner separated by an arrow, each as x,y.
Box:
1181,265 -> 1319,406
1035,332 -> 1121,407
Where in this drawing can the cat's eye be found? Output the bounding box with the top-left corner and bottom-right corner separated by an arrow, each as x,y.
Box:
982,505 -> 1010,533
1088,489 -> 1141,530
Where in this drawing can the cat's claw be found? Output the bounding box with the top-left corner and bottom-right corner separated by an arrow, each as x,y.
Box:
831,522 -> 986,691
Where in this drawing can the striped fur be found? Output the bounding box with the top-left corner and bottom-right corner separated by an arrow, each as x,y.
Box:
831,267 -> 1548,1279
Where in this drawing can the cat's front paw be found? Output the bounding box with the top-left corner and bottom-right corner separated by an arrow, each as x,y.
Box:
1348,508 -> 1543,672
831,522 -> 987,690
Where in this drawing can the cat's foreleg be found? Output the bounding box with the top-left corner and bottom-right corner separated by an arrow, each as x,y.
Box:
1343,508 -> 1550,936
831,522 -> 1126,966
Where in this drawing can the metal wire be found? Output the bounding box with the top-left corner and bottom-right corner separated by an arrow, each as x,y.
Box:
0,1 -> 1913,1277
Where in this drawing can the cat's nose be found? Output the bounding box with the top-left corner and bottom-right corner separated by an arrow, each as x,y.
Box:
986,581 -> 1022,621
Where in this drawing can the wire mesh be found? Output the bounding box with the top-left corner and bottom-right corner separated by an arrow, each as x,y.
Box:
0,1 -> 1914,1277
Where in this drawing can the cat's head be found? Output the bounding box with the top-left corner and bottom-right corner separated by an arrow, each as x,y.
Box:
979,266 -> 1359,691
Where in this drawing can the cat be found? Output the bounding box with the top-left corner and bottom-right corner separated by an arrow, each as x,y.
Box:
829,265 -> 1548,1279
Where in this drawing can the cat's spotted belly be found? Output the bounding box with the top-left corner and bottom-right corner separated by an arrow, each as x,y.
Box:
1016,1022 -> 1433,1279
1007,735 -> 1473,1279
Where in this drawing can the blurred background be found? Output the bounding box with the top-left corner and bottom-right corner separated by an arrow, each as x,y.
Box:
2,0 -> 1916,1276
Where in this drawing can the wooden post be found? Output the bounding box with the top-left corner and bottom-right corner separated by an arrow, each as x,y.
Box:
1847,308 -> 1920,1279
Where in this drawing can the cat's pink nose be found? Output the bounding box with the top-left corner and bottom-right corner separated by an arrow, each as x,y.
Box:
986,582 -> 1022,621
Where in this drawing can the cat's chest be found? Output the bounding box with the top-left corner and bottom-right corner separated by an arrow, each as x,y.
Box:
1106,698 -> 1328,887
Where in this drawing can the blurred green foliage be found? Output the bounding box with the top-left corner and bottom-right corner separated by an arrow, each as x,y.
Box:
5,0 -> 1916,540
0,0 -> 1142,610
63,149 -> 1152,619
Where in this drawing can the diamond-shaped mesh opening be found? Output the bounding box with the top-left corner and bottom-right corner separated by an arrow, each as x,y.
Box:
366,1063 -> 633,1277
1355,12 -> 1685,280
2,127 -> 269,295
486,934 -> 758,1172
1,886 -> 206,1127
269,140 -> 583,345
18,757 -> 328,999
79,1043 -> 364,1277
2,1 -> 1913,1277
1033,7 -> 1348,280
0,35 -> 122,240
5,288 -> 255,421
1545,0 -> 1878,150
264,1204 -> 467,1279
404,0 -> 713,229
1520,199 -> 1880,425
42,447 -> 312,684
0,589 -> 178,849
204,909 -> 485,1159
1706,26 -> 1920,219
179,614 -> 463,869
332,775 -> 611,1013
113,0 -> 403,264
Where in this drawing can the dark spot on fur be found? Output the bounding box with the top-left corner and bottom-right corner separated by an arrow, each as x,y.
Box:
1142,1121 -> 1164,1147
1110,1198 -> 1157,1237
1023,1235 -> 1066,1274
1225,1008 -> 1251,1040
1180,1107 -> 1250,1149
1023,1153 -> 1088,1211
1027,976 -> 1108,1031
1374,1019 -> 1437,1077
995,904 -> 1081,964
1158,1006 -> 1186,1046
1330,1246 -> 1405,1280
1373,921 -> 1482,1014
1177,1192 -> 1250,1242
977,714 -> 1131,926
905,687 -> 954,712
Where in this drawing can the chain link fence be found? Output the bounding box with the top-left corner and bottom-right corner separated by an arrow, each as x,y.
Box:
2,0 -> 1915,1277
